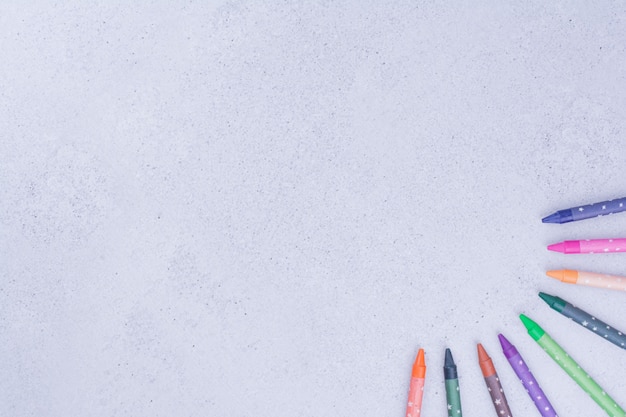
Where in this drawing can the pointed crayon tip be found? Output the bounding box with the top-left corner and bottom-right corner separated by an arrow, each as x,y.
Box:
547,242 -> 565,253
498,333 -> 518,359
542,212 -> 561,223
416,348 -> 425,365
546,269 -> 564,280
538,292 -> 555,306
497,333 -> 512,350
443,348 -> 457,379
538,292 -> 566,312
519,314 -> 535,329
477,343 -> 495,377
412,348 -> 426,378
477,343 -> 489,361
444,348 -> 454,366
520,314 -> 545,341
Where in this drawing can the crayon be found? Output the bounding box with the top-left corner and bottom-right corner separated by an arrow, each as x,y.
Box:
406,349 -> 426,417
444,348 -> 463,417
477,343 -> 513,417
542,196 -> 626,224
547,238 -> 626,254
546,269 -> 626,292
520,315 -> 626,417
538,293 -> 626,350
498,334 -> 557,417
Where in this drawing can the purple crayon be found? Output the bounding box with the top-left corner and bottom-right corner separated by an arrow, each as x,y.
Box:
498,334 -> 558,417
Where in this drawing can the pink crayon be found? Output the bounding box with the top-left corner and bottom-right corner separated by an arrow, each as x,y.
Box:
547,238 -> 626,254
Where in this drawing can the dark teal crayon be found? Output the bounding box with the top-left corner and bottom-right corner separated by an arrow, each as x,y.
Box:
539,292 -> 626,350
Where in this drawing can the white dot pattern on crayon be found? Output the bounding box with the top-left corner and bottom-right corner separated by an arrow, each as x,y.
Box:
515,358 -> 557,416
581,238 -> 626,254
406,379 -> 425,417
446,401 -> 462,416
542,336 -> 626,417
577,272 -> 626,292
577,199 -> 626,221
486,375 -> 512,417
570,310 -> 626,349
446,380 -> 462,417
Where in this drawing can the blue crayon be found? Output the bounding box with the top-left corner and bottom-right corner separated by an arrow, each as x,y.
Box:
542,196 -> 626,224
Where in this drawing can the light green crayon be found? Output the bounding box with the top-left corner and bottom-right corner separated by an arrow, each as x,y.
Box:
520,314 -> 625,417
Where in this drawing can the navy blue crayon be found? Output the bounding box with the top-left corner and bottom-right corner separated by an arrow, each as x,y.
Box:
542,196 -> 626,224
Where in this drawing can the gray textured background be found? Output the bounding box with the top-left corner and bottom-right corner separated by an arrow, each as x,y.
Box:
1,2 -> 625,416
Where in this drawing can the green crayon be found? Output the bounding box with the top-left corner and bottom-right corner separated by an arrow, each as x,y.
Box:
443,348 -> 463,417
520,314 -> 625,417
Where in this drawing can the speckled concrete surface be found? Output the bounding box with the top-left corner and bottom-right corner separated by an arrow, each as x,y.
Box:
1,2 -> 625,417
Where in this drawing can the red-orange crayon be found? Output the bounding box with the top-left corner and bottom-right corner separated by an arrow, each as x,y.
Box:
406,349 -> 426,417
477,344 -> 513,417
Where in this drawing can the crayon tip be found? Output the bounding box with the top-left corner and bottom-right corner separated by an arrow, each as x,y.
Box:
519,314 -> 534,329
443,348 -> 458,380
538,292 -> 556,306
477,343 -> 495,377
477,343 -> 489,361
542,209 -> 573,223
497,333 -> 512,350
546,269 -> 564,280
416,348 -> 425,365
538,292 -> 566,312
498,333 -> 518,359
412,349 -> 426,378
519,314 -> 545,341
547,242 -> 565,253
541,212 -> 561,223
444,348 -> 455,366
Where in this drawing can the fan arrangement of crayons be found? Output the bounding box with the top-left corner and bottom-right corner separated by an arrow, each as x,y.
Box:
406,196 -> 626,417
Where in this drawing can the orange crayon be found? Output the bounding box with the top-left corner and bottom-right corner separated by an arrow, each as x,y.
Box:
547,269 -> 626,292
406,349 -> 426,417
